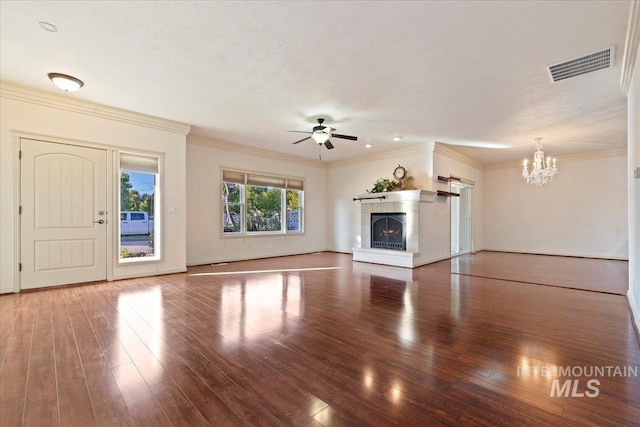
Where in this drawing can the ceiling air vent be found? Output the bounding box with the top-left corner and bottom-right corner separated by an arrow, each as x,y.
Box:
547,48 -> 613,82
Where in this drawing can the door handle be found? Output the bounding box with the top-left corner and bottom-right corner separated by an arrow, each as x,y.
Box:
94,219 -> 105,224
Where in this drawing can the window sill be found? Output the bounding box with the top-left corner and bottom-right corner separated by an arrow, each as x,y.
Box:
118,255 -> 162,265
221,231 -> 305,238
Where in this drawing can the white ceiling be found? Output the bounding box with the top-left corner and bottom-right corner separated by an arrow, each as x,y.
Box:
0,1 -> 631,164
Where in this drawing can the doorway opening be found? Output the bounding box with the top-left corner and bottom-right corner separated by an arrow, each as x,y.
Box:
451,181 -> 473,256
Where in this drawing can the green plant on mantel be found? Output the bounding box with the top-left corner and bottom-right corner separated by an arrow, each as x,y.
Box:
367,178 -> 400,193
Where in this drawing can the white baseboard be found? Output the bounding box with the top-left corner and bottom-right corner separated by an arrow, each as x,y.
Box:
110,267 -> 187,281
186,249 -> 330,267
481,248 -> 628,261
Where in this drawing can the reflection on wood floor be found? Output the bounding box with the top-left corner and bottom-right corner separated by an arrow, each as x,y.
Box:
1,252 -> 639,426
422,251 -> 629,295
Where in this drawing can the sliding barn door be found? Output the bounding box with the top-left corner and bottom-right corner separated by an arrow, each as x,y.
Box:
20,139 -> 108,289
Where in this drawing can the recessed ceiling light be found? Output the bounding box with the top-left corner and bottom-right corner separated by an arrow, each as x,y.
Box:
394,136 -> 402,142
365,143 -> 372,148
48,73 -> 84,92
39,22 -> 58,32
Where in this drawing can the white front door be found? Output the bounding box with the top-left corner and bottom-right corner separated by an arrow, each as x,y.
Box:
20,139 -> 108,289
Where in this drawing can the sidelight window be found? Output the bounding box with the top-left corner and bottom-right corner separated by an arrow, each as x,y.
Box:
119,153 -> 160,262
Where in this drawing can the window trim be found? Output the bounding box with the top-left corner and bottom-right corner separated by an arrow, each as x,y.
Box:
221,169 -> 304,237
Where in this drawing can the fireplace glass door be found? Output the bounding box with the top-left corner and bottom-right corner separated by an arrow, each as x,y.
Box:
371,213 -> 406,250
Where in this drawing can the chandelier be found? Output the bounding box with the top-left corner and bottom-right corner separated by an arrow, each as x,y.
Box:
522,138 -> 557,187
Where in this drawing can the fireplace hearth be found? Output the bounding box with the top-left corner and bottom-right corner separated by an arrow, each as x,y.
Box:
371,213 -> 406,251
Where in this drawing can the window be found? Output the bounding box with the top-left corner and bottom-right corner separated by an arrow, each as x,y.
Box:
119,153 -> 160,262
222,183 -> 243,233
222,170 -> 304,235
247,185 -> 282,232
287,189 -> 302,232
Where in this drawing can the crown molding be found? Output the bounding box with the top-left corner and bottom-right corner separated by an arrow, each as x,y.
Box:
433,142 -> 485,169
0,80 -> 191,135
484,148 -> 627,170
326,143 -> 430,169
621,0 -> 640,95
187,135 -> 327,168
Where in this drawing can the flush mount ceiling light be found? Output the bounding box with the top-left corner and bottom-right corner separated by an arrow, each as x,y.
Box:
365,143 -> 372,148
394,136 -> 402,142
47,73 -> 84,92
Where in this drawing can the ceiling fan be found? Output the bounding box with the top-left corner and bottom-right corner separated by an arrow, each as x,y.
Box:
288,118 -> 357,158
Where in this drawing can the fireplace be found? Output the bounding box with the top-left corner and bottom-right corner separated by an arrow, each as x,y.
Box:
353,189 -> 436,268
371,213 -> 406,250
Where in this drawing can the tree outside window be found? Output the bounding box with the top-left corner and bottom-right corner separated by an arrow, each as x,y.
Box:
222,182 -> 242,233
121,172 -> 154,215
247,186 -> 282,232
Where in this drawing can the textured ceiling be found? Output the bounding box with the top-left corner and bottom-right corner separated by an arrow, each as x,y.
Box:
0,1 -> 631,164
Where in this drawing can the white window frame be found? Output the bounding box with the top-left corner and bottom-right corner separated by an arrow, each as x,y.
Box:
222,181 -> 244,235
118,151 -> 162,264
221,169 -> 304,237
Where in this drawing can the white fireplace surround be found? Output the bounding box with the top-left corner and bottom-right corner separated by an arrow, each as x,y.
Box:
352,189 -> 436,268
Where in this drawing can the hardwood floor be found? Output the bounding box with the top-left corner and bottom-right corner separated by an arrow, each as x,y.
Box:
422,251 -> 629,295
1,252 -> 639,426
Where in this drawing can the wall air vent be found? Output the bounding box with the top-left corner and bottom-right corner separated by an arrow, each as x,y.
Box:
547,48 -> 613,82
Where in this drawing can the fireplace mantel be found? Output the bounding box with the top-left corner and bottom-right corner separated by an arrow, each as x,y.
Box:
354,189 -> 436,204
353,189 -> 437,268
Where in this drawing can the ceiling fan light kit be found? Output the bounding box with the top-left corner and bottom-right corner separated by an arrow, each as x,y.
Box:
288,118 -> 357,159
311,132 -> 330,144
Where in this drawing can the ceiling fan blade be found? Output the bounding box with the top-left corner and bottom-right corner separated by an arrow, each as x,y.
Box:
287,130 -> 312,134
324,140 -> 335,150
331,133 -> 357,141
292,136 -> 311,145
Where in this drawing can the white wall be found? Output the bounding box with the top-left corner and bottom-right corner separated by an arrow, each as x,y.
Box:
0,82 -> 189,293
627,39 -> 640,334
327,143 -> 434,253
483,152 -> 628,259
185,138 -> 328,265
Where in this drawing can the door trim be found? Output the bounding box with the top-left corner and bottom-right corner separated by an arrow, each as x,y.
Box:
450,181 -> 475,256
